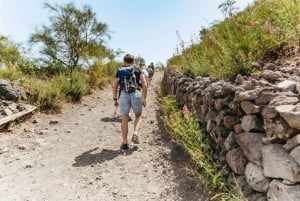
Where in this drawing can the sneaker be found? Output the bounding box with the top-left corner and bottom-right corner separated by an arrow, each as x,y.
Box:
131,134 -> 139,144
120,143 -> 129,151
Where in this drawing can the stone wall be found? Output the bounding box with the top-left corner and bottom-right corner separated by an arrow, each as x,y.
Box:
162,58 -> 300,201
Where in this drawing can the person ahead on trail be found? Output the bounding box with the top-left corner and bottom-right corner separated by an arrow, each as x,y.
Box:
112,54 -> 148,151
139,63 -> 149,86
149,62 -> 155,74
147,62 -> 154,86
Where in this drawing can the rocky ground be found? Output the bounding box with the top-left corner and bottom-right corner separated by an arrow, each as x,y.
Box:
0,72 -> 209,201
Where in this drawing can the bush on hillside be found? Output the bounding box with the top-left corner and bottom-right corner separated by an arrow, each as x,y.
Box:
56,71 -> 90,102
89,60 -> 122,89
30,79 -> 64,112
0,67 -> 22,81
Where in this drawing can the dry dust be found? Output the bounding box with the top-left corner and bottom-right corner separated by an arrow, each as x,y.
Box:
0,72 -> 209,201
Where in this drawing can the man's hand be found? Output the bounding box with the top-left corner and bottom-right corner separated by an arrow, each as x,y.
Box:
142,99 -> 146,107
114,100 -> 119,107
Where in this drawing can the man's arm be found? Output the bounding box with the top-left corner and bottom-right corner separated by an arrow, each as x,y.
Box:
140,74 -> 148,107
112,78 -> 119,106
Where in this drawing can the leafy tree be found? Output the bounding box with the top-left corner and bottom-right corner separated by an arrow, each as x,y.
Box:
135,55 -> 145,66
114,48 -> 125,58
0,36 -> 21,68
30,3 -> 110,74
218,0 -> 238,18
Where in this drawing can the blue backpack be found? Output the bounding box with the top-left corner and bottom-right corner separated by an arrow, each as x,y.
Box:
117,66 -> 141,93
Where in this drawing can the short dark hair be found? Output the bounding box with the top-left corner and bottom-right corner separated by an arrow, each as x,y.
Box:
123,54 -> 134,64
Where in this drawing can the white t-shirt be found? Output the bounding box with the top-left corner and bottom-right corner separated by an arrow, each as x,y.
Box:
141,69 -> 149,77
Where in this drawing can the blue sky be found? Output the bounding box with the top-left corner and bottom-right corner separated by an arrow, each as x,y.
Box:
0,0 -> 254,65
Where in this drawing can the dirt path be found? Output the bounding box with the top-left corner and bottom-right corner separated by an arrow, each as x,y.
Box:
0,72 -> 208,201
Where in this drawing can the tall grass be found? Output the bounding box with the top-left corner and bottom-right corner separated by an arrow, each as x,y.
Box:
160,96 -> 247,201
0,67 -> 22,81
21,71 -> 89,112
168,0 -> 300,79
57,71 -> 90,102
29,78 -> 64,112
7,56 -> 120,112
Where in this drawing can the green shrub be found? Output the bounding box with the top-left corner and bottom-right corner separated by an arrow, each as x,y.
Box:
0,67 -> 21,81
103,60 -> 122,77
88,60 -> 122,89
56,71 -> 90,102
26,71 -> 89,111
89,61 -> 105,88
30,79 -> 64,112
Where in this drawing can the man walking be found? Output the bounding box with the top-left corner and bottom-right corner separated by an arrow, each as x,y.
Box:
147,62 -> 154,85
112,54 -> 148,151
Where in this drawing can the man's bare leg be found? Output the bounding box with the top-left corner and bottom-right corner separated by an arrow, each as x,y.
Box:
121,115 -> 129,144
132,113 -> 142,144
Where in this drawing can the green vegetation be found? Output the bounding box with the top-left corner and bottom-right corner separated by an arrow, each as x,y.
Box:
0,36 -> 22,68
56,71 -> 89,102
30,3 -> 111,74
168,0 -> 300,79
0,3 -> 123,112
88,60 -> 122,89
161,1 -> 300,198
160,96 -> 246,201
29,78 -> 64,112
218,0 -> 239,18
19,72 -> 88,112
0,67 -> 22,81
135,55 -> 146,66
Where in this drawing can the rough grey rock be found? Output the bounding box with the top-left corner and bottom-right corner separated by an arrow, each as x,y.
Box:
227,173 -> 254,197
226,148 -> 247,175
236,132 -> 264,166
255,89 -> 278,105
247,193 -> 267,201
234,123 -> 243,134
234,89 -> 260,102
245,163 -> 269,193
283,135 -> 300,151
263,118 -> 295,141
276,104 -> 300,130
290,146 -> 300,165
224,132 -> 238,151
241,115 -> 264,132
262,144 -> 300,183
241,101 -> 260,114
263,63 -> 278,70
223,115 -> 236,129
269,95 -> 299,106
267,180 -> 300,201
0,79 -> 27,101
261,70 -> 282,81
277,80 -> 296,92
261,106 -> 278,120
